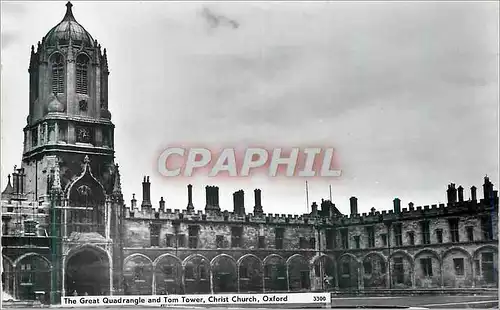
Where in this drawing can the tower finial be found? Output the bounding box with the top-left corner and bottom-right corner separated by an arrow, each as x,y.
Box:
63,1 -> 76,21
113,163 -> 122,194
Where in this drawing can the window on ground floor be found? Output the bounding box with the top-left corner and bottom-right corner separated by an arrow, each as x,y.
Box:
314,264 -> 321,277
364,261 -> 372,274
300,271 -> 309,289
239,265 -> 248,279
420,258 -> 433,277
393,257 -> 404,284
481,253 -> 495,284
453,258 -> 464,276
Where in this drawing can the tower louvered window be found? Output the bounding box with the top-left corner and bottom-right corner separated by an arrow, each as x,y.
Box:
51,54 -> 64,93
76,55 -> 89,94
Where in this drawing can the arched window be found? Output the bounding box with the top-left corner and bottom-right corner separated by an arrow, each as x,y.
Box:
51,54 -> 64,94
76,55 -> 89,95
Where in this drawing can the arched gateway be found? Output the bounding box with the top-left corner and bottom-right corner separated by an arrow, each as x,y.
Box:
65,246 -> 111,296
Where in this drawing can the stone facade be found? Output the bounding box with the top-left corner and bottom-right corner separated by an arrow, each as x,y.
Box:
1,1 -> 498,305
117,178 -> 498,296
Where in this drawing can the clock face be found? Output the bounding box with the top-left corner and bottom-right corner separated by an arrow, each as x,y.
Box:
76,127 -> 91,143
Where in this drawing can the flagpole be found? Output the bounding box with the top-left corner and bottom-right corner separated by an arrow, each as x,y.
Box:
306,181 -> 310,213
329,185 -> 332,201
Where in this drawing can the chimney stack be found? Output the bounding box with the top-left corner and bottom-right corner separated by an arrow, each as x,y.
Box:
141,176 -> 152,211
457,186 -> 464,202
311,202 -> 318,216
131,193 -> 137,210
393,198 -> 401,213
447,183 -> 457,204
471,186 -> 477,202
349,197 -> 358,215
233,190 -> 245,215
214,186 -> 220,207
11,166 -> 25,196
159,197 -> 165,212
409,202 -> 414,210
321,199 -> 328,214
483,176 -> 493,200
205,186 -> 220,213
187,184 -> 194,212
253,189 -> 263,214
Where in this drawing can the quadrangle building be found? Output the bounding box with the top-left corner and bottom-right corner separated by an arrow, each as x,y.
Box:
1,2 -> 498,305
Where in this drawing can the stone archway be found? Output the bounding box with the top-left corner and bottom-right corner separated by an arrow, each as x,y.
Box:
337,254 -> 360,290
442,247 -> 472,288
154,254 -> 183,294
2,256 -> 14,300
65,246 -> 110,296
362,252 -> 387,289
237,254 -> 263,293
473,245 -> 498,287
263,254 -> 287,292
287,254 -> 310,291
389,251 -> 414,289
211,254 -> 238,293
312,255 -> 336,291
183,254 -> 210,294
15,254 -> 51,301
414,249 -> 442,288
123,254 -> 153,295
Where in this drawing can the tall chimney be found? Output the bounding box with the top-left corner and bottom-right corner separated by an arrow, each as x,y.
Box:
253,189 -> 263,214
141,176 -> 152,209
12,168 -> 19,195
205,186 -> 220,213
483,176 -> 493,200
233,191 -> 239,214
159,197 -> 166,212
447,184 -> 457,204
214,186 -> 220,207
187,184 -> 194,212
457,186 -> 464,202
205,186 -> 210,206
393,198 -> 401,213
233,190 -> 245,215
471,186 -> 477,202
349,197 -> 358,215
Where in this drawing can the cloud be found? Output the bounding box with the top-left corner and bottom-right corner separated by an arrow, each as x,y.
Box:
200,7 -> 239,29
1,2 -> 498,215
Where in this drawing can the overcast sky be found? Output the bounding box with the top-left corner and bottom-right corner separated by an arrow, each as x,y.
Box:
1,1 -> 498,215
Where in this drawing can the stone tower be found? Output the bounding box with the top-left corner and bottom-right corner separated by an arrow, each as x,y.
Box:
11,2 -> 125,298
21,1 -> 115,201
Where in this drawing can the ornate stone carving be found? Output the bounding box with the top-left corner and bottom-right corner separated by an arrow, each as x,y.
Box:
77,185 -> 92,197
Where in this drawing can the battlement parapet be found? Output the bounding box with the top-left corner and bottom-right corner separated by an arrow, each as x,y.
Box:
122,179 -> 498,226
334,197 -> 496,226
123,205 -> 332,225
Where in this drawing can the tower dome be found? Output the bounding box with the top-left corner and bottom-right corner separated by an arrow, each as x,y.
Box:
43,2 -> 94,48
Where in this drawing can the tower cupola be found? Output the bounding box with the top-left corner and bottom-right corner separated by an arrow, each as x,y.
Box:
43,2 -> 95,48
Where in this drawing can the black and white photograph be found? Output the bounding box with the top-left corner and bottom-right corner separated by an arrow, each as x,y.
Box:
0,1 -> 498,309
